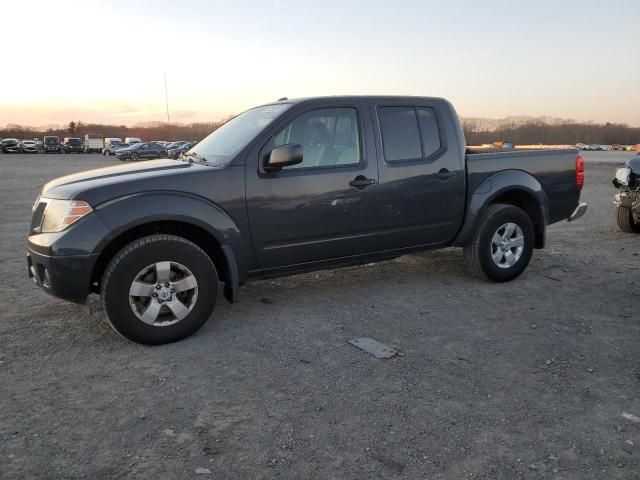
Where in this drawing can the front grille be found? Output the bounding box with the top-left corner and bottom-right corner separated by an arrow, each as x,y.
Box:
30,202 -> 47,233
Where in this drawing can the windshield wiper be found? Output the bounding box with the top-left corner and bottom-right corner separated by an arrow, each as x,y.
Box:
182,151 -> 208,164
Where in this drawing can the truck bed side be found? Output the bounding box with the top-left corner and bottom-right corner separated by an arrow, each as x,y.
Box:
465,149 -> 581,224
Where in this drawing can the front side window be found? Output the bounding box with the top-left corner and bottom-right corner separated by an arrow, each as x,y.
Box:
266,107 -> 361,170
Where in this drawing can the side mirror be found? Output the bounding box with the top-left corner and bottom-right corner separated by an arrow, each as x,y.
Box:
265,144 -> 303,172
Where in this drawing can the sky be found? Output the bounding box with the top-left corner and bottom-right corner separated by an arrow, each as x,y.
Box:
1,0 -> 639,127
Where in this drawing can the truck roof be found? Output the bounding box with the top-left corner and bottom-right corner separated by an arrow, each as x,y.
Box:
264,95 -> 447,106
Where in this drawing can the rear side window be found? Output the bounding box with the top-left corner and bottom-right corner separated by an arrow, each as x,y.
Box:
417,107 -> 441,157
378,106 -> 443,162
378,107 -> 422,162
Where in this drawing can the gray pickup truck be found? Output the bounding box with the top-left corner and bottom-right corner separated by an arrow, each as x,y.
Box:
27,96 -> 587,344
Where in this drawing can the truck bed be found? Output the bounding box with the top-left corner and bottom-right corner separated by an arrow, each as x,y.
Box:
465,148 -> 582,224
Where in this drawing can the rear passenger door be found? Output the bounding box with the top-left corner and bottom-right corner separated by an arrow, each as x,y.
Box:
371,100 -> 465,250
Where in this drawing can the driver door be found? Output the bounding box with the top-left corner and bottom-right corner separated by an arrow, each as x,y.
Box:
246,101 -> 380,269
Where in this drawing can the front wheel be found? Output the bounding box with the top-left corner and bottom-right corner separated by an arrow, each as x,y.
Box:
616,205 -> 640,233
101,234 -> 218,345
464,204 -> 534,282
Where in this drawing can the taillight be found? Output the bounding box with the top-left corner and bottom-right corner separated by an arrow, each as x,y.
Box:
576,155 -> 585,190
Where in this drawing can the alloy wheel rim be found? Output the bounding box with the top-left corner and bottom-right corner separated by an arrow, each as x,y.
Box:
490,222 -> 525,269
128,261 -> 198,327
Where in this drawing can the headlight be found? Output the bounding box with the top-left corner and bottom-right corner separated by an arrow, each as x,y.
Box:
40,199 -> 93,232
615,167 -> 631,186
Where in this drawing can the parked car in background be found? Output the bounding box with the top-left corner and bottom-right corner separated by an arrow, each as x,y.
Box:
102,138 -> 125,156
25,95 -> 588,344
1,138 -> 21,153
115,142 -> 166,161
575,143 -> 588,150
124,137 -> 142,145
43,136 -> 62,153
20,140 -> 38,153
84,134 -> 104,153
167,141 -> 195,159
63,137 -> 84,154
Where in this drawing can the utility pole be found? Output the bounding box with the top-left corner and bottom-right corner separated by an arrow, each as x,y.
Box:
164,72 -> 170,124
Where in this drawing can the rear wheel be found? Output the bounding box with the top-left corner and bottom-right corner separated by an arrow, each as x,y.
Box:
616,205 -> 640,233
101,234 -> 218,345
464,204 -> 534,282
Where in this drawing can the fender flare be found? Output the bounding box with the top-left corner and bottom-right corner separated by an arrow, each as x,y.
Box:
93,191 -> 245,302
453,170 -> 549,248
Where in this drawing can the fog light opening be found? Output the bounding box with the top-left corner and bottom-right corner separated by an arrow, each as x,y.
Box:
41,266 -> 51,288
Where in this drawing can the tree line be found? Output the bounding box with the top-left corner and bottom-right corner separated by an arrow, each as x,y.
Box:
1,118 -> 639,146
0,121 -> 226,143
462,119 -> 640,146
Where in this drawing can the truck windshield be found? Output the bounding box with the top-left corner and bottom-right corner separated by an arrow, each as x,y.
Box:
186,103 -> 290,166
44,138 -> 58,145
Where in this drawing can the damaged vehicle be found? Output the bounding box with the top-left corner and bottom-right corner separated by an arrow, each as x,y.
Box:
613,155 -> 640,233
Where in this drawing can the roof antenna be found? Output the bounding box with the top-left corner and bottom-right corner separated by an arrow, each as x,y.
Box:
277,97 -> 288,101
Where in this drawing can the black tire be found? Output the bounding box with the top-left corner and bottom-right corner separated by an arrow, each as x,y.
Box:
101,234 -> 218,345
464,203 -> 535,282
616,205 -> 640,233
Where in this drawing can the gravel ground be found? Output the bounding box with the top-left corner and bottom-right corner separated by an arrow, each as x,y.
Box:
0,153 -> 638,479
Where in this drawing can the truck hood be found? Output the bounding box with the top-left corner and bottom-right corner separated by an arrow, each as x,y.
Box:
41,159 -> 212,204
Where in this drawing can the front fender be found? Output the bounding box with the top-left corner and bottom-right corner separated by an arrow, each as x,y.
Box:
93,191 -> 248,283
453,170 -> 548,247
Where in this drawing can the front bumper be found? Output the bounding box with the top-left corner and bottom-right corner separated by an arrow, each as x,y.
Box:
567,202 -> 588,222
27,247 -> 98,303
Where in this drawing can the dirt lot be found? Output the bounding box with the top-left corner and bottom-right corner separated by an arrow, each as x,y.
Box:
0,153 -> 638,479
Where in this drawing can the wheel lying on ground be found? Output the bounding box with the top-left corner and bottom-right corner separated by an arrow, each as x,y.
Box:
464,203 -> 534,282
615,205 -> 640,233
101,234 -> 218,345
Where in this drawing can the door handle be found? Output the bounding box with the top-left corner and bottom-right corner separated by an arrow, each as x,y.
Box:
349,176 -> 376,189
436,168 -> 456,180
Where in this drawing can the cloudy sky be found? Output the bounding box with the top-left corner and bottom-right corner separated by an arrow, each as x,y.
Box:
1,0 -> 638,126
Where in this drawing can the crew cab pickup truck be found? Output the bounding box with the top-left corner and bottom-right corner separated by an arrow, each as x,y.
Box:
26,96 -> 587,345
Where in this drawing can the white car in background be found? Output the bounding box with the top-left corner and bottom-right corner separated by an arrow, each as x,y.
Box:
102,138 -> 126,156
20,140 -> 38,153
